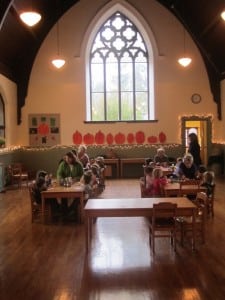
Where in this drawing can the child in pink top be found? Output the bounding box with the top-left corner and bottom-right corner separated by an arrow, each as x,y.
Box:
150,167 -> 167,196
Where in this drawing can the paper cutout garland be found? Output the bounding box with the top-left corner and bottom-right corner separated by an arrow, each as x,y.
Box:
73,131 -> 82,144
115,132 -> 125,144
106,133 -> 114,144
135,131 -> 145,144
72,130 -> 167,145
95,130 -> 105,144
83,133 -> 94,145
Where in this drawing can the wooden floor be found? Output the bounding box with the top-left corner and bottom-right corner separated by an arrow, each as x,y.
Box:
0,177 -> 225,300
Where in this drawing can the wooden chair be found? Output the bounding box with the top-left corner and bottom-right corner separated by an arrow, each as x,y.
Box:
206,186 -> 215,218
179,179 -> 200,197
29,184 -> 52,223
140,178 -> 148,197
10,163 -> 29,188
176,192 -> 207,247
149,202 -> 178,253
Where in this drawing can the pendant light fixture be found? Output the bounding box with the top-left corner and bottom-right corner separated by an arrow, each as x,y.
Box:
178,26 -> 192,67
19,1 -> 41,27
221,11 -> 225,21
51,20 -> 66,69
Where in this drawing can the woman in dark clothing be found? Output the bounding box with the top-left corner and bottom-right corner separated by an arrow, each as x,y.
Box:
188,132 -> 202,167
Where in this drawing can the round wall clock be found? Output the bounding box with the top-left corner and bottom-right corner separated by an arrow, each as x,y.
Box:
191,93 -> 202,104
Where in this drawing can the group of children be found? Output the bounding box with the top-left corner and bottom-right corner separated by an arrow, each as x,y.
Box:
80,156 -> 106,201
31,152 -> 106,221
141,158 -> 215,199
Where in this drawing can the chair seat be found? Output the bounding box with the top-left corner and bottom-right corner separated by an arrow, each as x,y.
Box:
149,202 -> 178,253
155,217 -> 175,226
176,192 -> 206,247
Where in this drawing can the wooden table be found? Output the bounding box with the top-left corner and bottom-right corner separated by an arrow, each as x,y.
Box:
41,183 -> 85,224
161,167 -> 173,176
164,182 -> 207,197
120,158 -> 145,178
84,197 -> 197,251
104,158 -> 120,178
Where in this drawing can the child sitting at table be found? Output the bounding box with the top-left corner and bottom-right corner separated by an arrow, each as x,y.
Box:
140,165 -> 154,197
151,167 -> 167,196
201,170 -> 215,197
32,175 -> 48,205
80,170 -> 93,201
32,170 -> 59,219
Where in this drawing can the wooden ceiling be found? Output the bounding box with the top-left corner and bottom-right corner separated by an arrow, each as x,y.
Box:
0,0 -> 225,123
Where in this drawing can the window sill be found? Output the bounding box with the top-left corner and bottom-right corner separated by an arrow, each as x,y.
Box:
84,120 -> 158,124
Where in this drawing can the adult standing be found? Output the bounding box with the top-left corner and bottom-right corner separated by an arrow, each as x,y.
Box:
188,132 -> 202,168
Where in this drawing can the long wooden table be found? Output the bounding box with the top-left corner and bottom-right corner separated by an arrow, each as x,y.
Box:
84,197 -> 197,252
104,158 -> 120,178
41,183 -> 85,224
164,182 -> 207,197
120,158 -> 145,178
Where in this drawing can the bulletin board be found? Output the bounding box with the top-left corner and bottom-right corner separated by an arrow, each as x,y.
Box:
29,114 -> 60,146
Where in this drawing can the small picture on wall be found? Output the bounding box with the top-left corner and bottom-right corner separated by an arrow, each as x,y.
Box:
29,128 -> 38,134
28,114 -> 60,146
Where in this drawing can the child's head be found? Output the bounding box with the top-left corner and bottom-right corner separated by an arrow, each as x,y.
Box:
203,171 -> 214,184
176,157 -> 182,163
144,166 -> 154,175
157,147 -> 165,157
153,167 -> 163,179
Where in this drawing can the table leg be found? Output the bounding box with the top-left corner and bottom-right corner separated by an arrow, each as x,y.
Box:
85,215 -> 92,252
85,215 -> 89,251
192,208 -> 197,251
41,195 -> 45,224
79,192 -> 84,224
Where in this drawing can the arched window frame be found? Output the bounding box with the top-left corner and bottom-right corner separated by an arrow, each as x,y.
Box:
0,94 -> 5,140
84,1 -> 157,122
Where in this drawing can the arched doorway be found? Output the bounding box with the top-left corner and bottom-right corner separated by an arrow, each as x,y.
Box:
181,116 -> 212,165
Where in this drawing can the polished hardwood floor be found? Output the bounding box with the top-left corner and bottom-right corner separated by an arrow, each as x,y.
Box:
0,177 -> 225,300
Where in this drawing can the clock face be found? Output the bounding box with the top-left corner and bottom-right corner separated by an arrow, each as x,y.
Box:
191,93 -> 201,104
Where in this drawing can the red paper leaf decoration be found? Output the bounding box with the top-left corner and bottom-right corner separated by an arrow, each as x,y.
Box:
148,136 -> 158,143
106,133 -> 114,145
83,133 -> 94,145
95,130 -> 105,144
115,132 -> 125,144
127,133 -> 134,144
159,132 -> 166,143
38,123 -> 49,135
135,131 -> 145,144
73,131 -> 82,144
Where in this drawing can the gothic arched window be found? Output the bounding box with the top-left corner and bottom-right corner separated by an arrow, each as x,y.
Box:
89,11 -> 152,121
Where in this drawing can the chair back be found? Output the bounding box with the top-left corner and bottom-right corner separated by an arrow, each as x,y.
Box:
179,179 -> 200,196
195,191 -> 207,205
11,163 -> 22,176
152,202 -> 177,221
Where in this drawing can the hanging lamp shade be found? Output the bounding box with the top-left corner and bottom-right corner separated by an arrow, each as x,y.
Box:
178,26 -> 192,68
51,21 -> 66,69
20,11 -> 41,27
51,58 -> 66,69
221,11 -> 225,21
178,57 -> 192,67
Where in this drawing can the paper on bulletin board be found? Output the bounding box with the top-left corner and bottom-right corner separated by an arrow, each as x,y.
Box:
28,114 -> 60,146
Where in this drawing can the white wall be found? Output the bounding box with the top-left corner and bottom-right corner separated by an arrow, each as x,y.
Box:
0,75 -> 18,146
16,0 -> 218,146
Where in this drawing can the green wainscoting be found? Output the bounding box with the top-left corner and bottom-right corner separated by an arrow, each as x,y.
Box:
2,143 -> 223,179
